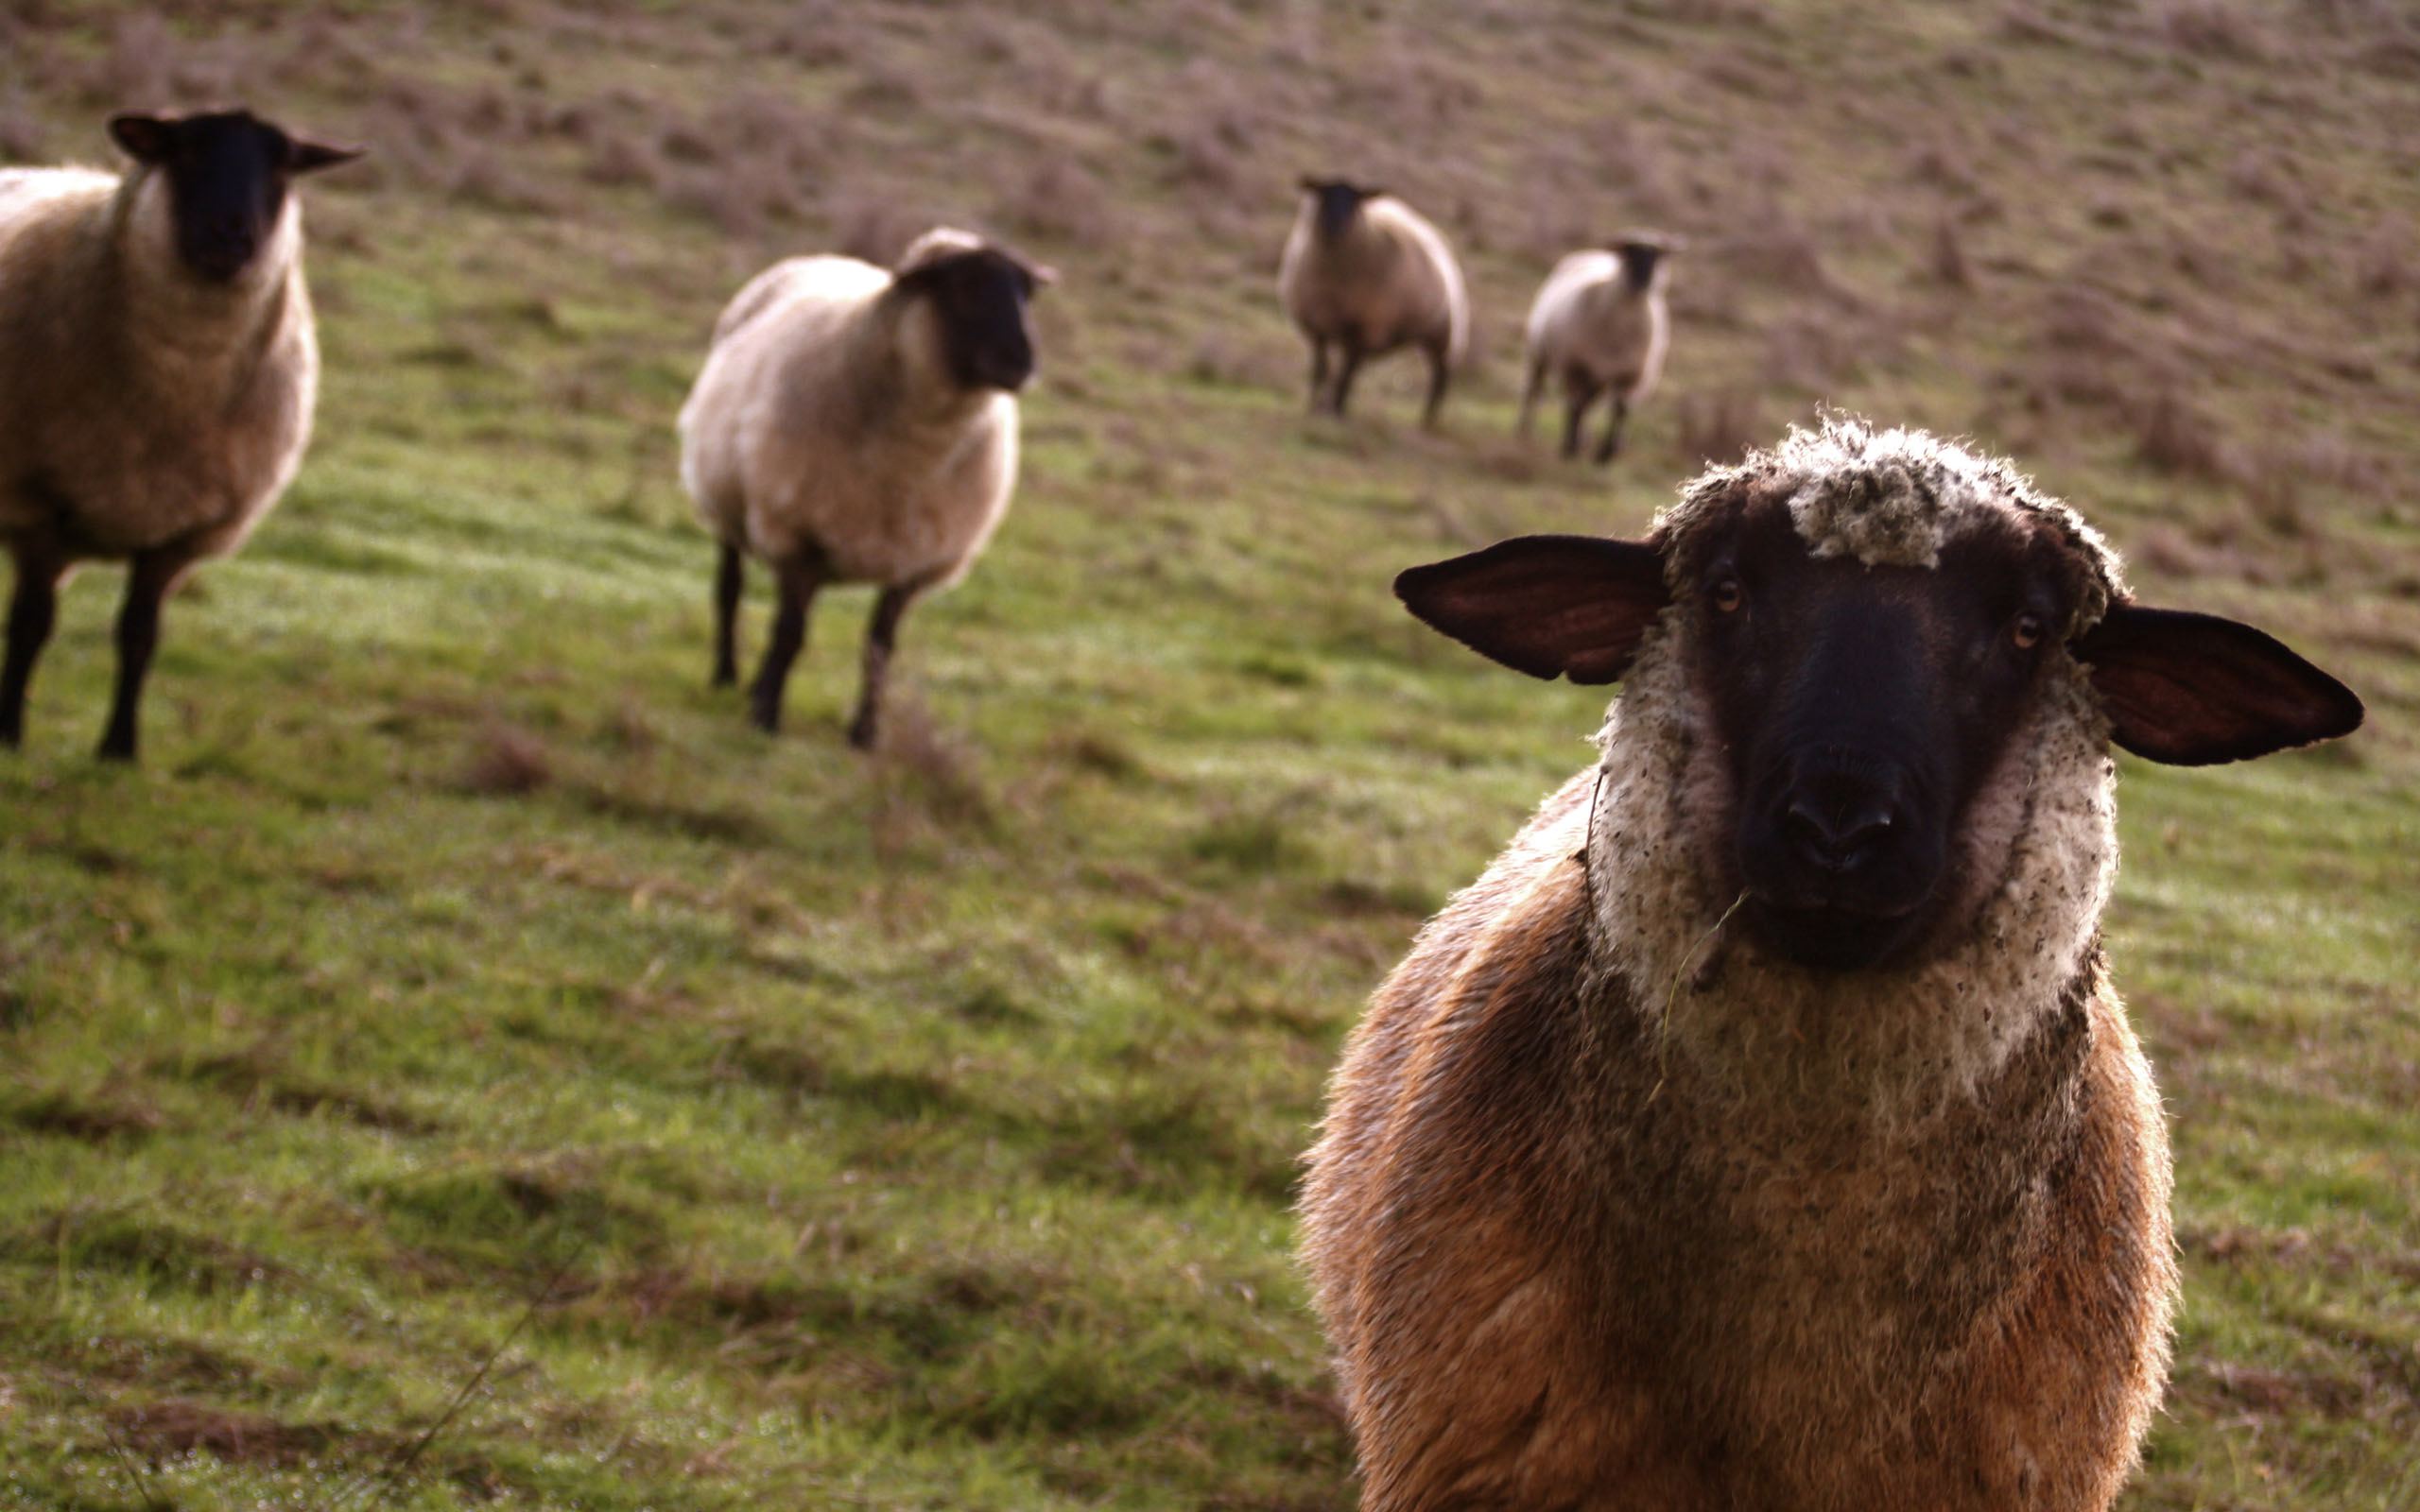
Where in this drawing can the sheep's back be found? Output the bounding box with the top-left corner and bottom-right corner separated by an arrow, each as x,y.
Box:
681,256 -> 1020,586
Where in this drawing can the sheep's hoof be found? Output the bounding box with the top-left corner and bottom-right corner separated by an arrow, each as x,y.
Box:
710,664 -> 737,690
846,717 -> 878,752
95,738 -> 137,764
748,701 -> 781,735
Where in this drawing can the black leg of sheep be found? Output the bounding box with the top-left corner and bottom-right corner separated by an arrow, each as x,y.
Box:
1,543 -> 64,750
1561,377 -> 1601,460
1330,339 -> 1366,418
96,545 -> 190,763
711,541 -> 745,689
1594,398 -> 1629,466
846,583 -> 921,753
1306,340 -> 1330,415
1421,342 -> 1452,432
750,552 -> 824,735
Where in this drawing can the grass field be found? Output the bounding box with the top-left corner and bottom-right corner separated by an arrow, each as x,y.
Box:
1,1 -> 2416,1507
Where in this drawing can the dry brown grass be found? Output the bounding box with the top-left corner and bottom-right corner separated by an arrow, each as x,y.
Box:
1674,387 -> 1765,468
2131,387 -> 2235,481
460,721 -> 554,796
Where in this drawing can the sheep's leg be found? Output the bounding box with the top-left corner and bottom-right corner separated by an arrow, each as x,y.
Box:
1330,337 -> 1366,418
1,541 -> 66,750
1306,339 -> 1331,414
1421,341 -> 1452,432
711,541 -> 745,688
749,550 -> 825,735
96,544 -> 192,764
846,581 -> 925,753
1517,357 -> 1547,441
1594,397 -> 1631,466
1561,374 -> 1602,460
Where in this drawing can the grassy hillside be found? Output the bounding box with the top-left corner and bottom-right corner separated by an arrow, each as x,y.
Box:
1,1 -> 2415,1507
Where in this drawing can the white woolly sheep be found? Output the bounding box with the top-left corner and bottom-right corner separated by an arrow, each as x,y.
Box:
1518,234 -> 1673,463
1278,177 -> 1468,428
0,110 -> 358,761
1302,419 -> 2363,1512
679,227 -> 1052,749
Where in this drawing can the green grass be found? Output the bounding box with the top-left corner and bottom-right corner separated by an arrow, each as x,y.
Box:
2,1 -> 2417,1507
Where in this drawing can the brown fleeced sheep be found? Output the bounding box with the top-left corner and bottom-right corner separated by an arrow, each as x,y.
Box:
1519,235 -> 1672,464
1279,177 -> 1468,428
678,227 -> 1051,748
0,111 -> 358,761
1301,420 -> 2364,1512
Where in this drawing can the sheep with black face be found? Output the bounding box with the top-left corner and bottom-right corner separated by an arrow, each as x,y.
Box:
0,110 -> 359,761
1278,176 -> 1468,428
679,227 -> 1052,748
1301,421 -> 2362,1512
1519,234 -> 1673,464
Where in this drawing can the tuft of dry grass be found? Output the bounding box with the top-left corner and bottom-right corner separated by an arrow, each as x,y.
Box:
1930,214 -> 1974,289
1674,387 -> 1765,467
2150,0 -> 2273,59
994,157 -> 1115,245
829,188 -> 931,266
459,721 -> 554,796
2131,387 -> 2235,481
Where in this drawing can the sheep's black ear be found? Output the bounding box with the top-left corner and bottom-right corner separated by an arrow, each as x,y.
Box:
109,114 -> 177,164
286,137 -> 365,176
2075,604 -> 2364,765
1395,535 -> 1668,685
1298,173 -> 1327,194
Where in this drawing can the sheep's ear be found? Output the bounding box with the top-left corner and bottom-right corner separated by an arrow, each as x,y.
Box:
286,137 -> 365,176
1395,535 -> 1668,685
1298,173 -> 1325,193
110,114 -> 177,165
2075,604 -> 2364,765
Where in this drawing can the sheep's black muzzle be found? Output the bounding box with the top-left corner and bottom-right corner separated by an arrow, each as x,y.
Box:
1729,597 -> 1957,971
1738,746 -> 1950,970
182,224 -> 262,284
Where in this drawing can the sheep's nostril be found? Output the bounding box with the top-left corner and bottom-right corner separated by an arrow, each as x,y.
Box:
1785,793 -> 1895,870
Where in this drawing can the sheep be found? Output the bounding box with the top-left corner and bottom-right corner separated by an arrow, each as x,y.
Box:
1301,419 -> 2364,1512
0,110 -> 358,762
679,227 -> 1051,749
1278,177 -> 1468,429
1518,234 -> 1673,463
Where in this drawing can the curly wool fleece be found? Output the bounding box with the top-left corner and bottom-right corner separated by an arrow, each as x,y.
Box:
1585,421 -> 2126,1124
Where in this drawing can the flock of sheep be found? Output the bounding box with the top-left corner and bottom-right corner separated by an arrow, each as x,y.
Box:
0,116 -> 1673,756
0,108 -> 2375,1512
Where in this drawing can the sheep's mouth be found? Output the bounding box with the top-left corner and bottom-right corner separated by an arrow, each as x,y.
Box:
1740,892 -> 1934,972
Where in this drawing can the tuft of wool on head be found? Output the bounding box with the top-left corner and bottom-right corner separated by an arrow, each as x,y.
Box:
1657,416 -> 2126,637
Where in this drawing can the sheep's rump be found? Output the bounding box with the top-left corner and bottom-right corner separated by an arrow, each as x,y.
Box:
679,254 -> 1019,588
1525,249 -> 1666,399
1279,198 -> 1468,363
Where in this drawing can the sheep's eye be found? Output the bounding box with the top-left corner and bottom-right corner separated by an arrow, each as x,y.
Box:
2013,612 -> 2044,650
1711,577 -> 1744,614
